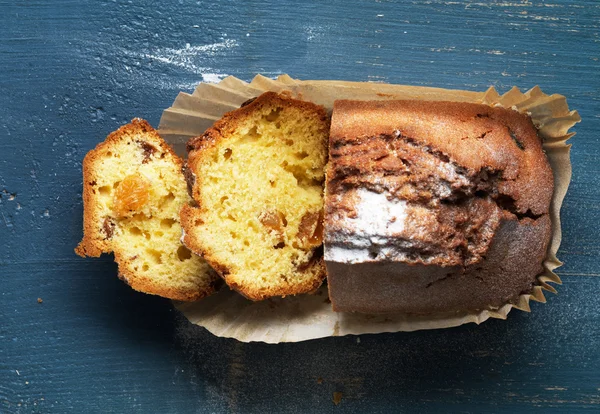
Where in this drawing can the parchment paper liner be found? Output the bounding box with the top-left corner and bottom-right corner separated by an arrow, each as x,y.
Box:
158,75 -> 580,343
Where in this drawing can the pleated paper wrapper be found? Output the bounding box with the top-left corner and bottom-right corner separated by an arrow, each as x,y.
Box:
158,75 -> 580,343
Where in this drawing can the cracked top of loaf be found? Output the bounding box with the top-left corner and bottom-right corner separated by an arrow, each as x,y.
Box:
325,99 -> 553,268
324,99 -> 554,314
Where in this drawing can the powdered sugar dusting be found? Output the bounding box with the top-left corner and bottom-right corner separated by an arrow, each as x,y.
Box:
75,37 -> 238,90
143,40 -> 238,73
325,188 -> 408,263
201,73 -> 229,83
352,188 -> 407,236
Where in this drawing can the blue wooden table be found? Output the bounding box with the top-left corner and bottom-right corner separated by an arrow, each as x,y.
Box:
1,1 -> 599,412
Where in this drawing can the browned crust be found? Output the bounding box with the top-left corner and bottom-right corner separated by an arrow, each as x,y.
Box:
114,248 -> 221,302
180,204 -> 326,300
181,92 -> 329,300
325,99 -> 555,314
75,118 -> 217,301
186,91 -> 330,170
330,99 -> 554,215
328,214 -> 552,314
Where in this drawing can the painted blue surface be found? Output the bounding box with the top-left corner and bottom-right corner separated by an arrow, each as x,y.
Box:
1,0 -> 599,412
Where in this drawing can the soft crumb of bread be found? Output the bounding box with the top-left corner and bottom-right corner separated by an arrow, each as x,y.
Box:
75,119 -> 219,301
181,92 -> 329,300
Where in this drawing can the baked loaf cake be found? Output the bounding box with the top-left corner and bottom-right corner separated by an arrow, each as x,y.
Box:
181,92 -> 329,300
75,119 -> 219,301
325,99 -> 553,314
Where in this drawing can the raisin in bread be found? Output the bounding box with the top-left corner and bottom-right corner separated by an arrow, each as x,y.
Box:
325,100 -> 553,314
75,119 -> 219,301
180,92 -> 329,300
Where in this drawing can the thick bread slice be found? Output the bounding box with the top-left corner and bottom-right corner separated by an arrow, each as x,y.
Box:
181,92 -> 329,300
75,119 -> 219,301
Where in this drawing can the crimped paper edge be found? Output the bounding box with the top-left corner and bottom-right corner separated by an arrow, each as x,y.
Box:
159,75 -> 581,343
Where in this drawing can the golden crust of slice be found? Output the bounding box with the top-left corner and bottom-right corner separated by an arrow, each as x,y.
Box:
181,92 -> 329,300
76,118 -> 220,301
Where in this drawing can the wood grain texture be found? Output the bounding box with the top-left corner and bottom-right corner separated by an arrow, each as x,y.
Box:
0,0 -> 599,412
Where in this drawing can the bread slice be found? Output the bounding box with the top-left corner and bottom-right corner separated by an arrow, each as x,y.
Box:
181,92 -> 329,300
75,119 -> 219,301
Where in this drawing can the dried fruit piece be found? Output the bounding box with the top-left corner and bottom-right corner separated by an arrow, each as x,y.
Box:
259,209 -> 287,246
139,141 -> 157,163
259,210 -> 287,232
296,210 -> 324,248
102,217 -> 116,239
332,392 -> 342,406
113,173 -> 151,217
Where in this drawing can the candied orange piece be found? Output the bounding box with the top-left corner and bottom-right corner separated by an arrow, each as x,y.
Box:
259,210 -> 287,232
311,212 -> 324,246
113,173 -> 151,217
296,210 -> 323,248
259,209 -> 287,247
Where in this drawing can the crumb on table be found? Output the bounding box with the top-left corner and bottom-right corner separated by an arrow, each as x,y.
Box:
333,392 -> 342,405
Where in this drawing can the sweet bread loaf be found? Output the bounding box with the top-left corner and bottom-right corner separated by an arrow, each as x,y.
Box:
181,92 -> 329,300
325,99 -> 553,314
75,119 -> 219,301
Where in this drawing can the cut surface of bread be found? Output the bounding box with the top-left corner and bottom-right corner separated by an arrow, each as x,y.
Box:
181,92 -> 329,300
75,119 -> 219,301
